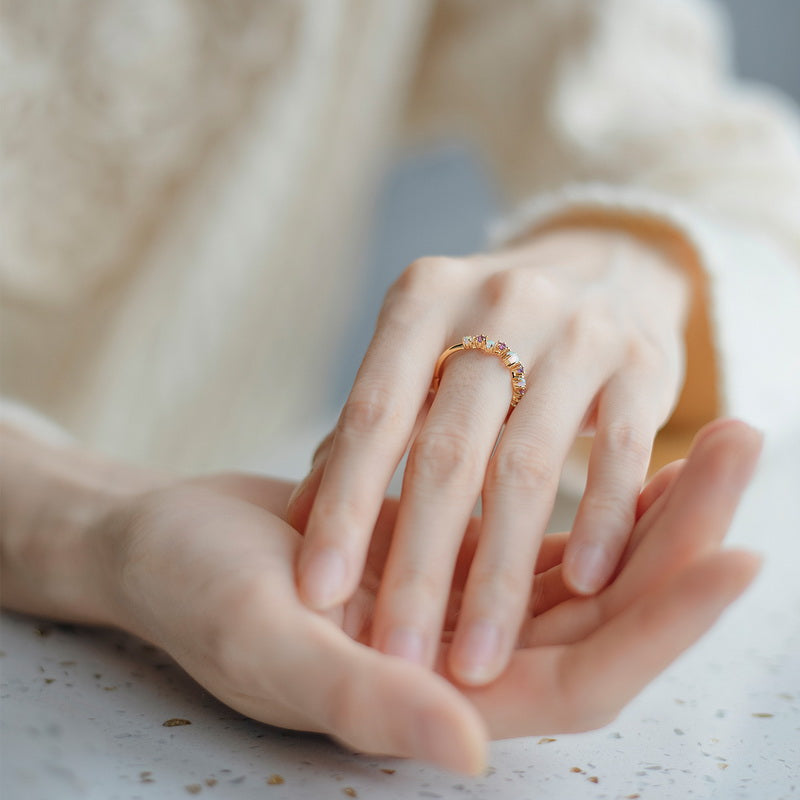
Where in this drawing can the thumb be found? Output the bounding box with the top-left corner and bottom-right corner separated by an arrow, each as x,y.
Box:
274,609 -> 488,774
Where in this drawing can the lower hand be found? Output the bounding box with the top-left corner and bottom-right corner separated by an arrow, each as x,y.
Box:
26,418 -> 756,774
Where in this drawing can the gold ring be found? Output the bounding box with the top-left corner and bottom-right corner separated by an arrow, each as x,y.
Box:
431,335 -> 527,413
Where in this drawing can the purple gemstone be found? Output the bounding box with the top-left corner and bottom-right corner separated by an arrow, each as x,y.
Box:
496,342 -> 507,351
477,334 -> 486,343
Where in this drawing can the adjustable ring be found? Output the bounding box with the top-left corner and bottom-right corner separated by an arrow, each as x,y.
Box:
431,334 -> 527,414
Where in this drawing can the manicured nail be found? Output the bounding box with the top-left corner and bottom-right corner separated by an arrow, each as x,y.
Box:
383,628 -> 426,665
453,621 -> 500,684
570,543 -> 611,595
300,547 -> 347,609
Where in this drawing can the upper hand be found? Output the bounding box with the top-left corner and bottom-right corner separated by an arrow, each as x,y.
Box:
294,224 -> 692,685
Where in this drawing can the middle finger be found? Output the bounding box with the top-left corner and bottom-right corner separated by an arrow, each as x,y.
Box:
369,341 -> 514,666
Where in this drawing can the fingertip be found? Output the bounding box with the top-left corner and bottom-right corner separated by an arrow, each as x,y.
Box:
692,418 -> 764,461
447,620 -> 507,688
563,542 -> 613,597
412,700 -> 489,775
719,548 -> 764,592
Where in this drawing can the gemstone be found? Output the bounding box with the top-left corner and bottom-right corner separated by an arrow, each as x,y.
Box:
477,334 -> 486,343
486,339 -> 495,349
515,377 -> 527,387
506,353 -> 519,365
463,336 -> 472,347
496,342 -> 507,351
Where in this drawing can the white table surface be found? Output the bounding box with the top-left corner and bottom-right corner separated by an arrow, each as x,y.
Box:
2,435 -> 799,800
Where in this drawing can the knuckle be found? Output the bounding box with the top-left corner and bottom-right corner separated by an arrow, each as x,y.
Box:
489,444 -> 556,491
482,269 -> 561,311
339,388 -> 401,437
563,308 -> 617,358
407,429 -> 481,487
387,563 -> 441,601
394,256 -> 465,298
310,492 -> 364,534
600,422 -> 652,466
469,564 -> 529,608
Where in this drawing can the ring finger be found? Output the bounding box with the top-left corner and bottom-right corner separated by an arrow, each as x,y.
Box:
448,344 -> 615,685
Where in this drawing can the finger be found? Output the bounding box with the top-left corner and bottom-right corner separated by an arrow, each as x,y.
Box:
370,348 -> 511,666
288,400 -> 433,534
635,459 -> 685,521
203,508 -> 488,774
464,548 -> 760,740
534,531 -> 570,573
563,370 -> 669,595
280,610 -> 488,774
297,283 -> 450,610
528,563 -> 575,617
555,548 -> 761,732
286,431 -> 334,532
517,417 -> 762,649
606,417 -> 762,605
449,349 -> 610,686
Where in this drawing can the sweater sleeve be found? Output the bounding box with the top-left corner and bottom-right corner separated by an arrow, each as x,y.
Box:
404,0 -> 800,472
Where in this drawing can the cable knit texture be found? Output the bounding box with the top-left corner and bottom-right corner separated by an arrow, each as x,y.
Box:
1,0 -> 798,472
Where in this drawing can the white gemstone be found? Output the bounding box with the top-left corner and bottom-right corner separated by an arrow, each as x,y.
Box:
486,340 -> 495,349
516,377 -> 526,387
506,353 -> 519,365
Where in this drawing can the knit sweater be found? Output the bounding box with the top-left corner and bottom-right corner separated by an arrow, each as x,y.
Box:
2,0 -> 799,475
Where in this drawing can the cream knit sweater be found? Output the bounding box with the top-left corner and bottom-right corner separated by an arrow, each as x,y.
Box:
2,0 -> 799,475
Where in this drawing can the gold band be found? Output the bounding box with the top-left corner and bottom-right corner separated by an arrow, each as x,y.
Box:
431,335 -> 527,412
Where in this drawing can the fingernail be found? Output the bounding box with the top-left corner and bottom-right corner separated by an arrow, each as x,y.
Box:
301,547 -> 347,609
383,628 -> 426,665
453,621 -> 500,685
570,543 -> 611,595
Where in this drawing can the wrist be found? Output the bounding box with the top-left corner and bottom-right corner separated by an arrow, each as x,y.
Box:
0,426 -> 168,626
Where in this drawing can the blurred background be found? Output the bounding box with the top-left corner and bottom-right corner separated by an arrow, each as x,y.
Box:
333,0 -> 800,407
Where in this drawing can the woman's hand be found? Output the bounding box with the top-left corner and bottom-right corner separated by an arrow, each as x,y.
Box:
107,419 -> 761,768
296,418 -> 762,743
0,419 -> 761,774
294,224 -> 692,686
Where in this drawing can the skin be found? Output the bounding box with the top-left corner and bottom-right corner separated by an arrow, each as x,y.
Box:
1,418 -> 763,774
296,225 -> 693,685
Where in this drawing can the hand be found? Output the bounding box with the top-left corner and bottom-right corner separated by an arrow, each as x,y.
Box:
3,418 -> 759,774
294,224 -> 692,685
296,418 -> 762,744
94,473 -> 488,774
109,418 -> 758,772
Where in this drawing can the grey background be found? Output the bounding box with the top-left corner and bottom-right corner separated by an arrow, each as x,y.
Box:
332,0 -> 800,407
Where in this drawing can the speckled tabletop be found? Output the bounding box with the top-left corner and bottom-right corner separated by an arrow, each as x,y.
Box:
2,436 -> 799,800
